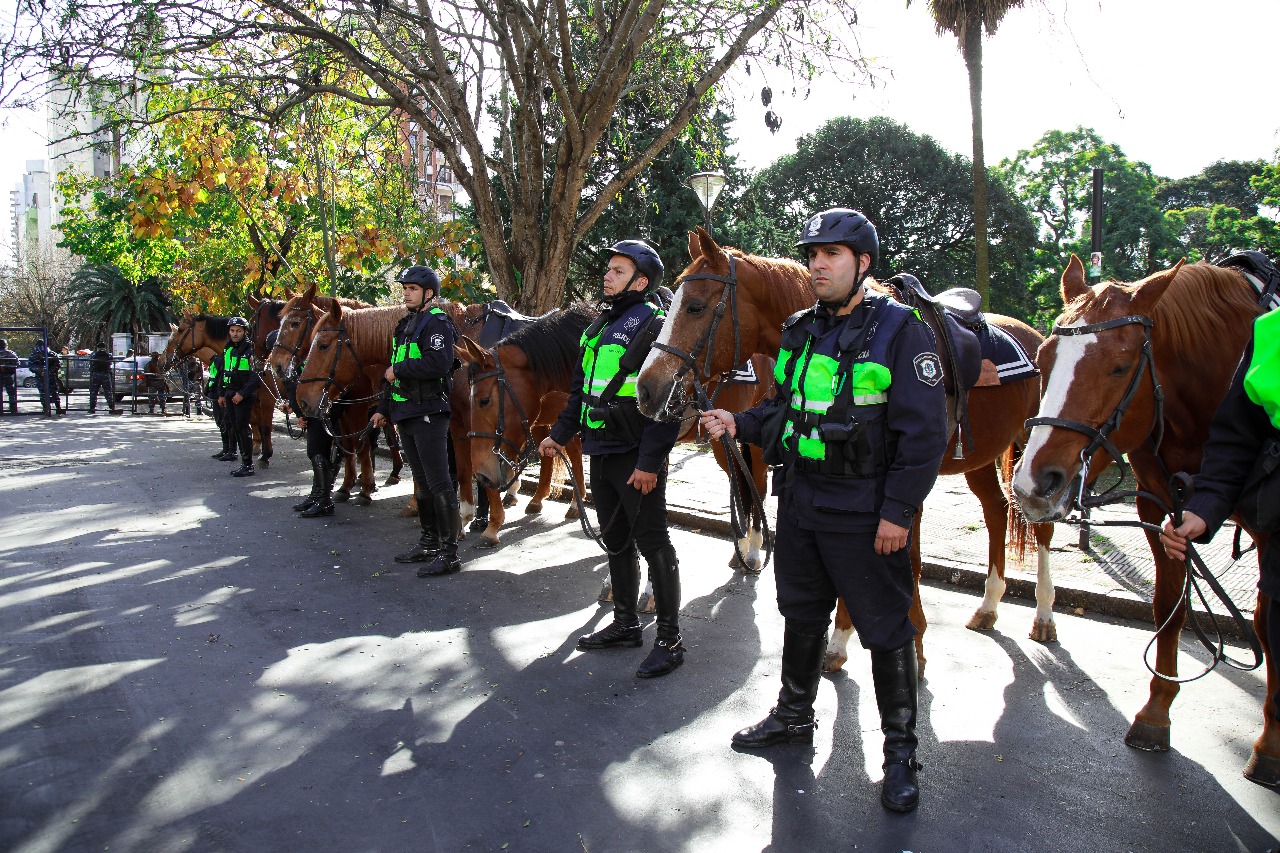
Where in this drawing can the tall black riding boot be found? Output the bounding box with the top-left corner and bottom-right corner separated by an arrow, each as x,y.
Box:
732,629 -> 827,748
293,455 -> 324,511
578,548 -> 643,649
871,641 -> 921,813
637,544 -> 684,678
300,455 -> 336,518
417,494 -> 462,576
395,495 -> 440,563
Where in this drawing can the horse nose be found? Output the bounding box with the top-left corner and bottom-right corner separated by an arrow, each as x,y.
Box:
636,382 -> 653,412
1035,466 -> 1067,501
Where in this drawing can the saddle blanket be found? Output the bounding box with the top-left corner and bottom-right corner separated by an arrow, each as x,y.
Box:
725,359 -> 760,384
975,322 -> 1038,387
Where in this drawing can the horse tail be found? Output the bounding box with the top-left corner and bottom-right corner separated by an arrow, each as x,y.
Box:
547,448 -> 568,502
1002,442 -> 1032,563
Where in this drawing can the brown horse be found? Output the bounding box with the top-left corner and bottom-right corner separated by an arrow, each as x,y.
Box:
635,229 -> 1052,674
1010,255 -> 1277,788
162,310 -> 277,467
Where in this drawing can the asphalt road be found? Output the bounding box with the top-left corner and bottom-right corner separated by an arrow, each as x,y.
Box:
1,415 -> 1277,853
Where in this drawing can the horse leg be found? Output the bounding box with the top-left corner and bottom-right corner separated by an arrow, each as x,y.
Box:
384,422 -> 404,486
255,401 -> 273,468
909,513 -> 928,679
455,439 -> 476,539
1245,591 -> 1280,787
1125,496 -> 1187,752
741,443 -> 767,574
964,463 -> 1013,633
335,449 -> 355,502
1029,522 -> 1056,642
526,456 -> 552,516
352,439 -> 374,506
638,572 -> 656,614
564,438 -> 584,521
824,599 -> 853,673
481,485 -> 504,547
710,440 -> 744,570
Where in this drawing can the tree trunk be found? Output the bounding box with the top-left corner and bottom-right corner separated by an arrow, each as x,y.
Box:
963,16 -> 991,306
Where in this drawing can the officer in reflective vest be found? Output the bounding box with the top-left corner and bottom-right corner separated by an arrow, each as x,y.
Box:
539,240 -> 685,679
701,209 -> 948,813
218,316 -> 262,476
1161,308 -> 1280,752
206,354 -> 234,460
370,265 -> 461,576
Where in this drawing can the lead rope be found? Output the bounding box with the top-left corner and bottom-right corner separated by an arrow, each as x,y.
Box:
553,446 -> 644,556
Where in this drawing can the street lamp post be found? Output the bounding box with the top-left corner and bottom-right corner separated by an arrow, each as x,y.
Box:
687,171 -> 727,237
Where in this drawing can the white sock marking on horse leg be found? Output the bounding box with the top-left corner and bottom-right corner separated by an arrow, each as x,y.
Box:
1012,328 -> 1096,497
827,626 -> 852,663
1035,544 -> 1056,624
459,500 -> 475,526
979,568 -> 1007,614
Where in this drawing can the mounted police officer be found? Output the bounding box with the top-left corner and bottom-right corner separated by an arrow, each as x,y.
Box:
539,240 -> 686,679
700,209 -> 949,812
370,265 -> 461,576
88,341 -> 119,414
0,339 -> 17,415
218,317 -> 261,476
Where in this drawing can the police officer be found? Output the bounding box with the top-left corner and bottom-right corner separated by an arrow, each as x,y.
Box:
206,347 -> 235,459
538,241 -> 686,679
0,339 -> 17,415
276,328 -> 339,519
1161,308 -> 1280,758
88,341 -> 119,414
43,348 -> 66,416
28,338 -> 52,415
700,209 -> 948,812
218,317 -> 261,476
369,265 -> 461,576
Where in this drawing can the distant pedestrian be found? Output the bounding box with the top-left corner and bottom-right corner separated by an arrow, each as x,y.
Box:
0,339 -> 17,415
43,349 -> 65,416
88,341 -> 119,414
28,339 -> 52,415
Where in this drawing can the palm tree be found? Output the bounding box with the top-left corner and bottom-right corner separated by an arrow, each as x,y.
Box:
915,0 -> 1025,305
69,264 -> 172,346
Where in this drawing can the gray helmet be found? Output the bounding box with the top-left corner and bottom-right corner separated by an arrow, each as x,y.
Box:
605,240 -> 664,291
228,316 -> 249,329
796,208 -> 879,272
397,265 -> 441,295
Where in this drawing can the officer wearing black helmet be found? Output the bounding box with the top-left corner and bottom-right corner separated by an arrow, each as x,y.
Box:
369,265 -> 462,576
539,240 -> 686,679
218,316 -> 262,476
700,209 -> 948,813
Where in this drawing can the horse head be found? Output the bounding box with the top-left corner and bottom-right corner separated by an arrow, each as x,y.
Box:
456,335 -> 537,491
1012,255 -> 1183,521
295,300 -> 362,418
268,283 -> 321,376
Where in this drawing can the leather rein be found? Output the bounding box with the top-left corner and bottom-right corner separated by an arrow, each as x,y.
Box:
465,348 -> 539,493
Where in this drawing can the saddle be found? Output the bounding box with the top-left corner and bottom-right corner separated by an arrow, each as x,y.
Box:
884,274 -> 984,458
478,300 -> 559,348
1218,250 -> 1280,310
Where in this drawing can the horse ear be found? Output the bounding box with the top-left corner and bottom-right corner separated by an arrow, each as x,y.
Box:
455,335 -> 487,365
302,282 -> 317,303
328,300 -> 343,322
696,226 -> 728,269
688,230 -> 702,261
1130,259 -> 1185,316
247,294 -> 261,310
1060,255 -> 1089,304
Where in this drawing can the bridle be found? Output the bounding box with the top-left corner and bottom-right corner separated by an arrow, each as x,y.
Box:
269,308 -> 318,370
295,322 -> 378,443
465,348 -> 538,492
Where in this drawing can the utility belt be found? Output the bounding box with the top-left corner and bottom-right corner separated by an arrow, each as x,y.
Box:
583,394 -> 644,445
784,406 -> 897,477
393,375 -> 449,405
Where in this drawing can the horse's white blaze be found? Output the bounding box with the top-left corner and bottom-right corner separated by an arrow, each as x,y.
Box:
639,285 -> 688,379
1034,544 -> 1055,623
979,566 -> 1007,614
1013,326 -> 1097,498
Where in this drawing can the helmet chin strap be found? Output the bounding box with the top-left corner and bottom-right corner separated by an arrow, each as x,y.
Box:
602,271 -> 646,303
818,255 -> 867,312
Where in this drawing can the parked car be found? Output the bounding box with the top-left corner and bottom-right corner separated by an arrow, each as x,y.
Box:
111,356 -> 191,406
17,358 -> 35,388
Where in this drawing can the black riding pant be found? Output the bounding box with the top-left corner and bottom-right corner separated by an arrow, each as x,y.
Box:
590,449 -> 672,560
0,376 -> 14,413
773,506 -> 916,653
305,411 -> 334,459
227,395 -> 256,461
89,372 -> 114,411
398,413 -> 455,503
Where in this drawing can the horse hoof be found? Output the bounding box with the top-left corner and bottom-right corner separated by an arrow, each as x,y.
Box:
741,556 -> 763,575
384,475 -> 400,487
1028,618 -> 1058,643
966,610 -> 998,631
525,503 -> 542,516
399,507 -> 416,518
333,491 -> 351,503
1124,720 -> 1171,752
1244,750 -> 1280,788
480,533 -> 500,548
565,505 -> 580,520
259,459 -> 270,469
822,651 -> 847,673
502,494 -> 518,508
352,495 -> 372,507
728,552 -> 743,569
598,582 -> 613,604
638,593 -> 656,614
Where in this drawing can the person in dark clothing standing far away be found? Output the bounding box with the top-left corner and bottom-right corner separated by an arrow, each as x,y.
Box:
218,317 -> 261,477
88,341 -> 120,414
28,338 -> 53,416
1160,308 -> 1280,760
0,340 -> 17,415
43,349 -> 66,416
370,265 -> 461,576
539,241 -> 685,679
700,209 -> 949,812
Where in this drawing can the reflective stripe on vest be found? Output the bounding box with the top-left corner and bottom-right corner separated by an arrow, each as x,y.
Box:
578,304 -> 660,430
391,306 -> 445,403
1245,309 -> 1280,431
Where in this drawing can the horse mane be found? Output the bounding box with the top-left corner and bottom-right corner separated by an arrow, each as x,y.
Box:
199,315 -> 230,340
498,302 -> 596,388
694,246 -> 813,316
340,305 -> 408,360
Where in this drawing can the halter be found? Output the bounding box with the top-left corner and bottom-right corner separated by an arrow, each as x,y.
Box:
270,308 -> 318,369
650,253 -> 742,414
296,323 -> 378,428
465,348 -> 538,492
1025,314 -> 1165,504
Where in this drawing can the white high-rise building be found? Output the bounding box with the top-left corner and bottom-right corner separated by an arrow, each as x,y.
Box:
10,159 -> 53,263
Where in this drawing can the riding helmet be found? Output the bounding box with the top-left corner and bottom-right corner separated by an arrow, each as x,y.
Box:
605,240 -> 664,292
228,316 -> 249,329
397,265 -> 441,295
796,208 -> 879,272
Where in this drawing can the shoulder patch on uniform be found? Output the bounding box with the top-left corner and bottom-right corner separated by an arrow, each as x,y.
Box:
623,315 -> 641,332
429,333 -> 445,351
914,352 -> 942,386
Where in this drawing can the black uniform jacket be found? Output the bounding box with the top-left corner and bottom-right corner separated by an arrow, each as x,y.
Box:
549,292 -> 681,474
90,349 -> 112,374
379,307 -> 457,423
218,339 -> 262,399
735,298 -> 949,533
1184,339 -> 1279,599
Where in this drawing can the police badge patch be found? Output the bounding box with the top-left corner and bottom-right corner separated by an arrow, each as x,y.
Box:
623,316 -> 641,332
429,334 -> 445,351
914,353 -> 942,386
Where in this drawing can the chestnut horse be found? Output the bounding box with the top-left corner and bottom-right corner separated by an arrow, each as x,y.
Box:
1010,255 -> 1277,788
161,311 -> 277,467
635,229 -> 1051,674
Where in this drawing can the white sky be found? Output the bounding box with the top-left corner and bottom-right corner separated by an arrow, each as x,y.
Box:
3,0 -> 1279,255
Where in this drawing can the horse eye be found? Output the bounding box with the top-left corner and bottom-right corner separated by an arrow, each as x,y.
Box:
317,343 -> 329,350
686,302 -> 706,315
1109,365 -> 1127,377
479,396 -> 492,407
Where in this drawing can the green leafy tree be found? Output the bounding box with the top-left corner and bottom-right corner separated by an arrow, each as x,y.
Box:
1154,159 -> 1278,263
68,264 -> 172,341
738,116 -> 1038,321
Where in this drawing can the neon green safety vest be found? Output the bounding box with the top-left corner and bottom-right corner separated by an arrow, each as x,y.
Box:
1245,309 -> 1280,431
220,346 -> 251,387
390,306 -> 447,403
578,304 -> 663,430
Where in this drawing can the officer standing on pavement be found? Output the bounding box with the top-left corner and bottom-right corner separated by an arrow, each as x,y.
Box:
276,328 -> 339,519
218,317 -> 261,476
206,347 -> 234,459
700,209 -> 948,812
370,265 -> 461,576
0,339 -> 17,415
28,339 -> 51,415
539,241 -> 686,679
88,341 -> 119,414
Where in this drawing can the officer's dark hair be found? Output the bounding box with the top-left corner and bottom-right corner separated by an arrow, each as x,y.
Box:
96,340 -> 105,348
602,240 -> 664,298
397,265 -> 441,297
